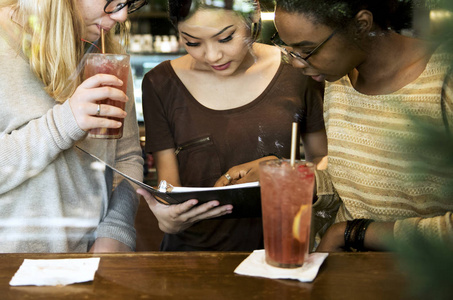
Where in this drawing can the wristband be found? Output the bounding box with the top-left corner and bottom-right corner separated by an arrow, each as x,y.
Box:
344,219 -> 374,252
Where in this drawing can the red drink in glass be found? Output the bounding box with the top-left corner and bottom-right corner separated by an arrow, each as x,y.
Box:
84,53 -> 130,139
259,159 -> 315,268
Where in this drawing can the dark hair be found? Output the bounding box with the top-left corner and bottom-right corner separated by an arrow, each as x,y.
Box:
168,0 -> 258,24
168,0 -> 193,25
275,0 -> 414,32
168,0 -> 261,40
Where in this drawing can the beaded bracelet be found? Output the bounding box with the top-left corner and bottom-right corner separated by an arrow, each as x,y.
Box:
344,219 -> 374,252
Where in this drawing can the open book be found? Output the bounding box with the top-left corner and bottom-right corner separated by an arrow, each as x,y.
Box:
77,147 -> 262,218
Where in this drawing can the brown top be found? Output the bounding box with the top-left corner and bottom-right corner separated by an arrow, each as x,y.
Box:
142,60 -> 325,251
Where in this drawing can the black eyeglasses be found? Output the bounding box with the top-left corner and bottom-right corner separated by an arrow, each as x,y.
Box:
104,0 -> 148,14
271,30 -> 336,65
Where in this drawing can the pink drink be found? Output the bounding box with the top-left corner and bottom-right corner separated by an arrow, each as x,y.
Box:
84,53 -> 130,139
259,159 -> 315,268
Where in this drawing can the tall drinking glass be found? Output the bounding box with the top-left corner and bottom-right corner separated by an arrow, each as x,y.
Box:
259,159 -> 315,268
84,53 -> 130,139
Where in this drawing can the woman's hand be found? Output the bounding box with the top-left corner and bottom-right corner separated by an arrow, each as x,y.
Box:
214,156 -> 278,187
136,189 -> 233,234
68,74 -> 128,131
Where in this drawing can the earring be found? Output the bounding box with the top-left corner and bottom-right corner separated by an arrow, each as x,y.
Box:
250,20 -> 261,41
251,22 -> 257,40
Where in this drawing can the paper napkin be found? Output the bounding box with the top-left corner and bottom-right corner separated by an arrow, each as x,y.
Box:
9,257 -> 101,286
234,250 -> 328,282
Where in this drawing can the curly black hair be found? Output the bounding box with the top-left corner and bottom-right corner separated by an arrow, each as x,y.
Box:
275,0 -> 414,32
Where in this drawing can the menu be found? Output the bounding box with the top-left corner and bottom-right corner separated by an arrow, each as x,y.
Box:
77,147 -> 262,218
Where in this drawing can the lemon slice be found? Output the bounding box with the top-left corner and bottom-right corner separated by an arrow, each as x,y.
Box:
292,204 -> 310,242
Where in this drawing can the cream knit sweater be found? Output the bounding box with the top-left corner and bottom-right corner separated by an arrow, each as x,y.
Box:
0,27 -> 144,252
315,46 -> 453,245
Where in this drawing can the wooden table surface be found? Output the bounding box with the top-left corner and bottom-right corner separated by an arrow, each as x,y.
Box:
0,252 -> 410,300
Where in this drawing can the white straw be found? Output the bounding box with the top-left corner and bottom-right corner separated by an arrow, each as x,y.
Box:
290,122 -> 298,166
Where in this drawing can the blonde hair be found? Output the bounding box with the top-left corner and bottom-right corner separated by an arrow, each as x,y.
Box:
1,0 -> 127,103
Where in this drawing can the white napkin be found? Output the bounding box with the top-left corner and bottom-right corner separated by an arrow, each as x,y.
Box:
234,250 -> 328,282
9,257 -> 101,286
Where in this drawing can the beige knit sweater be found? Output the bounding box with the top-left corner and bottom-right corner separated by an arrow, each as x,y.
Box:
0,25 -> 144,252
314,45 -> 453,245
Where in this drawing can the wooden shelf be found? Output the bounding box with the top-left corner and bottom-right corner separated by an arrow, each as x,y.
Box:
129,12 -> 168,19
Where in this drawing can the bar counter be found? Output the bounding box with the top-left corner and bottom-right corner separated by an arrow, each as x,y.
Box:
1,252 -> 410,300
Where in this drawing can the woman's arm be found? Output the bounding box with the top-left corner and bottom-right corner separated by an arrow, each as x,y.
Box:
93,77 -> 143,252
301,129 -> 328,166
213,128 -> 328,187
154,148 -> 182,187
0,71 -> 127,194
89,237 -> 132,252
316,221 -> 395,252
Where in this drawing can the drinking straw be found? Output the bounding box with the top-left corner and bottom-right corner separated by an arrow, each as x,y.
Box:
101,28 -> 105,54
290,122 -> 298,167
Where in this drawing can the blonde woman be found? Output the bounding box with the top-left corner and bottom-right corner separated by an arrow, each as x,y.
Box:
0,0 -> 147,252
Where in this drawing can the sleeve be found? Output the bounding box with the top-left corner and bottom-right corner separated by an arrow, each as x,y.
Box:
310,169 -> 342,250
94,72 -> 144,250
301,77 -> 325,133
394,213 -> 453,246
142,64 -> 177,153
394,68 -> 453,246
0,100 -> 87,194
441,67 -> 453,132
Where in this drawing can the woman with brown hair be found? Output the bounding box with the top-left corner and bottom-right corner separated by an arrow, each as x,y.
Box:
139,0 -> 327,251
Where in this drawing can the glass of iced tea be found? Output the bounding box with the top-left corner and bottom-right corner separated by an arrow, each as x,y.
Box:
259,159 -> 315,268
83,53 -> 130,139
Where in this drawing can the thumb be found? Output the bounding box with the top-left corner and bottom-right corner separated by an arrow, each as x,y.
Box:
136,188 -> 158,209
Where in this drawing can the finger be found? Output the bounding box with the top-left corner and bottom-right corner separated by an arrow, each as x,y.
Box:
82,73 -> 125,89
137,189 -> 160,209
170,199 -> 199,216
190,204 -> 233,222
213,177 -> 229,187
234,172 -> 258,185
238,169 -> 249,178
215,171 -> 237,187
180,200 -> 232,221
91,103 -> 127,118
86,115 -> 123,129
173,200 -> 219,220
85,86 -> 129,104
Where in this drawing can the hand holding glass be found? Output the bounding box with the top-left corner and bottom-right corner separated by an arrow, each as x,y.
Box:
83,53 -> 130,139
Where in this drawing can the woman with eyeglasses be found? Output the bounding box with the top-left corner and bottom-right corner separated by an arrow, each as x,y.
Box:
137,0 -> 327,251
0,0 -> 148,252
274,0 -> 453,251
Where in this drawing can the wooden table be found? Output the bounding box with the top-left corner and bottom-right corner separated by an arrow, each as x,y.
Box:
0,252 -> 410,300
